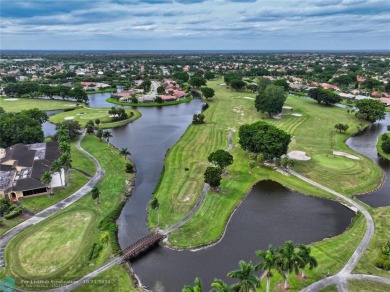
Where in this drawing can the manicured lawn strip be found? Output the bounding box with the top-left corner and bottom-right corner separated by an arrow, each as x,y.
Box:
0,97 -> 83,112
106,95 -> 193,107
87,88 -> 116,94
74,265 -> 138,292
354,206 -> 390,278
70,141 -> 97,175
348,280 -> 390,291
4,135 -> 136,290
49,106 -> 141,128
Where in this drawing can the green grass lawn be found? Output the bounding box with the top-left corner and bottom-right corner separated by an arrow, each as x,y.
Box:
49,106 -> 141,129
74,265 -> 138,292
0,97 -> 83,112
348,280 -> 390,291
3,135 -> 137,290
8,210 -> 95,278
150,79 -> 381,239
354,206 -> 390,278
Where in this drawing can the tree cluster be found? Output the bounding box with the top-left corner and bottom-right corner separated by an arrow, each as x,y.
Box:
108,107 -> 128,121
53,120 -> 82,141
192,114 -> 205,124
308,88 -> 341,105
239,121 -> 291,160
204,150 -> 234,188
173,71 -> 190,83
189,76 -> 207,88
381,134 -> 390,154
334,123 -> 349,133
200,87 -> 215,99
182,240 -> 318,292
4,83 -> 88,102
255,84 -> 287,118
0,108 -> 48,148
355,99 -> 385,123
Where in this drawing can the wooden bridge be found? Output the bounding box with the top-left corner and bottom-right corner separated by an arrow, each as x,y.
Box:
121,232 -> 166,261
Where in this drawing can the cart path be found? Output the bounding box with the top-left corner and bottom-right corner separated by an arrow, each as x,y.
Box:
286,169 -> 383,292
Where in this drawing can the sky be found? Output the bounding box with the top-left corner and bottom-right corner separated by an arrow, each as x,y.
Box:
1,0 -> 389,50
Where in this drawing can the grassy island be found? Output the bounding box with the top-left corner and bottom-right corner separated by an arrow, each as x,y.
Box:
49,106 -> 141,129
106,95 -> 193,107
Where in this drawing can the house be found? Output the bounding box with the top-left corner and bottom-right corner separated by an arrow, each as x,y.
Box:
0,142 -> 63,201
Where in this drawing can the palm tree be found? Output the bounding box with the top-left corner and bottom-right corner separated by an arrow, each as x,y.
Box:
227,260 -> 260,292
55,126 -> 70,142
120,148 -> 131,160
102,130 -> 113,145
59,152 -> 72,183
210,278 -> 234,292
182,277 -> 202,292
256,245 -> 277,292
40,171 -> 52,195
297,244 -> 318,278
275,240 -> 302,289
51,159 -> 63,186
59,141 -> 71,154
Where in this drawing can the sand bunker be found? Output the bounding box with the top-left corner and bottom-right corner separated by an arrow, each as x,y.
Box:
3,98 -> 19,101
219,83 -> 226,86
288,151 -> 311,161
283,106 -> 293,110
291,113 -> 302,117
242,96 -> 255,100
333,151 -> 360,160
64,116 -> 75,120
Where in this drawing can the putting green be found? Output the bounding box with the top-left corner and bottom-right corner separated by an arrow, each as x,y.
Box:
313,153 -> 358,170
10,210 -> 94,277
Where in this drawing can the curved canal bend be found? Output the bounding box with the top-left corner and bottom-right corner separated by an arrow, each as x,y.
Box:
347,112 -> 390,207
44,93 -> 357,291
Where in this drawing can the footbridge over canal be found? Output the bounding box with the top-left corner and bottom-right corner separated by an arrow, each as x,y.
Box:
121,232 -> 166,261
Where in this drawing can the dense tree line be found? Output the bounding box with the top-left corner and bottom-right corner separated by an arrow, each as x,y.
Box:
4,83 -> 88,102
0,108 -> 48,148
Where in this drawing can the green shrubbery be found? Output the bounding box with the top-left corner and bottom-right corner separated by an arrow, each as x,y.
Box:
98,202 -> 126,255
375,240 -> 390,270
381,134 -> 390,154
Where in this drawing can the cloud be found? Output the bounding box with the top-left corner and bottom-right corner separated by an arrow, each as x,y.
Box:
1,0 -> 388,50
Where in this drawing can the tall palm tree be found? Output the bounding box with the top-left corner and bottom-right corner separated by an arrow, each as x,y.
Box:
227,260 -> 260,292
59,141 -> 71,154
40,171 -> 52,195
275,240 -> 302,289
256,245 -> 277,292
55,126 -> 70,142
51,159 -> 63,186
59,152 -> 72,178
182,277 -> 202,292
297,244 -> 318,278
210,278 -> 234,292
102,130 -> 113,145
120,148 -> 131,160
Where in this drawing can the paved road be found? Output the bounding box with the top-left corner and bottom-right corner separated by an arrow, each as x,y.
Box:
286,169 -> 381,292
0,131 -> 104,267
139,80 -> 159,102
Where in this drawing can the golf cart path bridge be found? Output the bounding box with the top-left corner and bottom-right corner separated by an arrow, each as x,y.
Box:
121,232 -> 166,260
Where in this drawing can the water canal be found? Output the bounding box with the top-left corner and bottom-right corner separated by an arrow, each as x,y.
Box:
42,93 -> 385,290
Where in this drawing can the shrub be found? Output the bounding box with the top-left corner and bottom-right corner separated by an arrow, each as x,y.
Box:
381,138 -> 390,154
375,254 -> 390,270
125,163 -> 134,173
